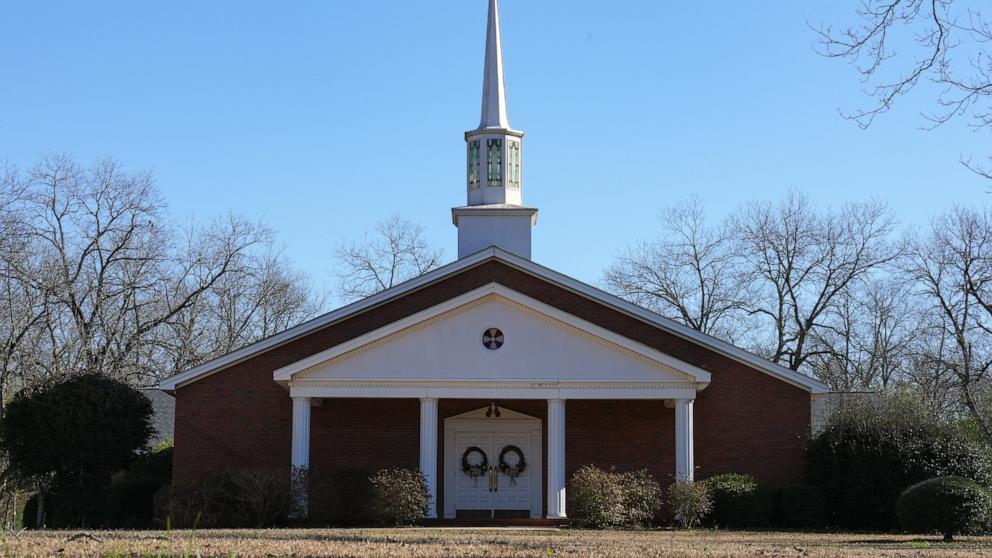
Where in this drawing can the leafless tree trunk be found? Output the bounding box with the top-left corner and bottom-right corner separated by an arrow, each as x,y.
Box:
603,197 -> 747,340
335,215 -> 443,301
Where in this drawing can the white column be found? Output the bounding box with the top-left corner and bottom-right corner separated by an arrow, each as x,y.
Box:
419,397 -> 439,519
675,398 -> 695,481
547,398 -> 567,519
291,397 -> 312,517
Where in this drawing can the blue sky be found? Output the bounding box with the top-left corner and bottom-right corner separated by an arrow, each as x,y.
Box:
1,1 -> 987,302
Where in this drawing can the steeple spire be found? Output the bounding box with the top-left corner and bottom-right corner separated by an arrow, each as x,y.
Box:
479,0 -> 510,129
454,0 -> 537,260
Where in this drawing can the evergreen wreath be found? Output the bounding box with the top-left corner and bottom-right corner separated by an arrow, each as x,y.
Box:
461,446 -> 489,478
498,445 -> 527,480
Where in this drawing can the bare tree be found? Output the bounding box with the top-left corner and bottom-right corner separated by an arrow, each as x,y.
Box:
604,197 -> 747,340
335,215 -> 443,301
159,248 -> 326,373
808,279 -> 919,390
0,154 -> 327,388
813,1 -> 992,181
906,206 -> 992,437
13,155 -> 274,385
732,192 -> 900,372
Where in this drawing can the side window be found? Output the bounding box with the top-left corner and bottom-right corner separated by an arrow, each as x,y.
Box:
509,141 -> 520,189
487,139 -> 503,187
468,141 -> 481,189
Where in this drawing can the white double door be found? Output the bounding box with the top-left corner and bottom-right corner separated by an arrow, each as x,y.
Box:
443,407 -> 543,519
454,431 -> 533,516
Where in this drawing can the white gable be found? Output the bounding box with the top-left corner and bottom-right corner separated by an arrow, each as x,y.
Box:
276,284 -> 710,398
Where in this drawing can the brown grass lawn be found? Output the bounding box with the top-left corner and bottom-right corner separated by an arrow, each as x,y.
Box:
3,528 -> 992,557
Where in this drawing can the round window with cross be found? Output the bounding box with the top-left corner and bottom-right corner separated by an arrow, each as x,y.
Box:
482,328 -> 504,350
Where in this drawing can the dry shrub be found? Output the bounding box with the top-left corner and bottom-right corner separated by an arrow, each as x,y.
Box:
669,480 -> 713,529
368,468 -> 428,526
218,469 -> 292,528
154,468 -> 290,528
570,465 -> 662,529
153,479 -> 222,529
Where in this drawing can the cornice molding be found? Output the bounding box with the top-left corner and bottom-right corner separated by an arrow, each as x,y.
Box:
291,380 -> 699,390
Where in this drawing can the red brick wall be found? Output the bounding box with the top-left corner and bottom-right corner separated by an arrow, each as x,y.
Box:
310,399 -> 420,473
173,260 -> 810,488
173,359 -> 292,481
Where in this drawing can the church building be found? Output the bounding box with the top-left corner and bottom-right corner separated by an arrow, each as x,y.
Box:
160,0 -> 826,521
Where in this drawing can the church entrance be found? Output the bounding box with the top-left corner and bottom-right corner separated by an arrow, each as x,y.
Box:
442,406 -> 543,520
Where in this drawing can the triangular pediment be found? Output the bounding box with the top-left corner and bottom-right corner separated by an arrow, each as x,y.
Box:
275,284 -> 710,386
446,406 -> 539,422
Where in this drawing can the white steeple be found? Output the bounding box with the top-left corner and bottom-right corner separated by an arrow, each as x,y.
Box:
453,0 -> 538,260
480,0 -> 510,130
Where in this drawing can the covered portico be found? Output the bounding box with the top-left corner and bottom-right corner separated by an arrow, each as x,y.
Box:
275,283 -> 710,519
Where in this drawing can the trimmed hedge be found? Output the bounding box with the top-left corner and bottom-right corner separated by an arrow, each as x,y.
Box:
704,473 -> 774,528
806,395 -> 992,530
1,373 -> 154,528
896,477 -> 992,541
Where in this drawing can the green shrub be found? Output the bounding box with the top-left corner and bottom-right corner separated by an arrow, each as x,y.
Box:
896,477 -> 992,541
668,480 -> 713,529
779,484 -> 826,528
569,465 -> 662,529
109,477 -> 166,528
22,494 -> 41,530
704,473 -> 775,528
0,373 -> 153,528
369,468 -> 428,526
107,443 -> 174,528
807,393 -> 992,530
308,468 -> 376,526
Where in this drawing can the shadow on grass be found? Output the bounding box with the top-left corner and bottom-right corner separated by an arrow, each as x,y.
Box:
843,537 -> 991,548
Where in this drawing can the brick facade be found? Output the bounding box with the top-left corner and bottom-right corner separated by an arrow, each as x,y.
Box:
173,259 -> 811,498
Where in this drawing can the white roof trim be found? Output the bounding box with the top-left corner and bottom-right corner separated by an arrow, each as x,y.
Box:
159,246 -> 826,394
273,283 -> 712,386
